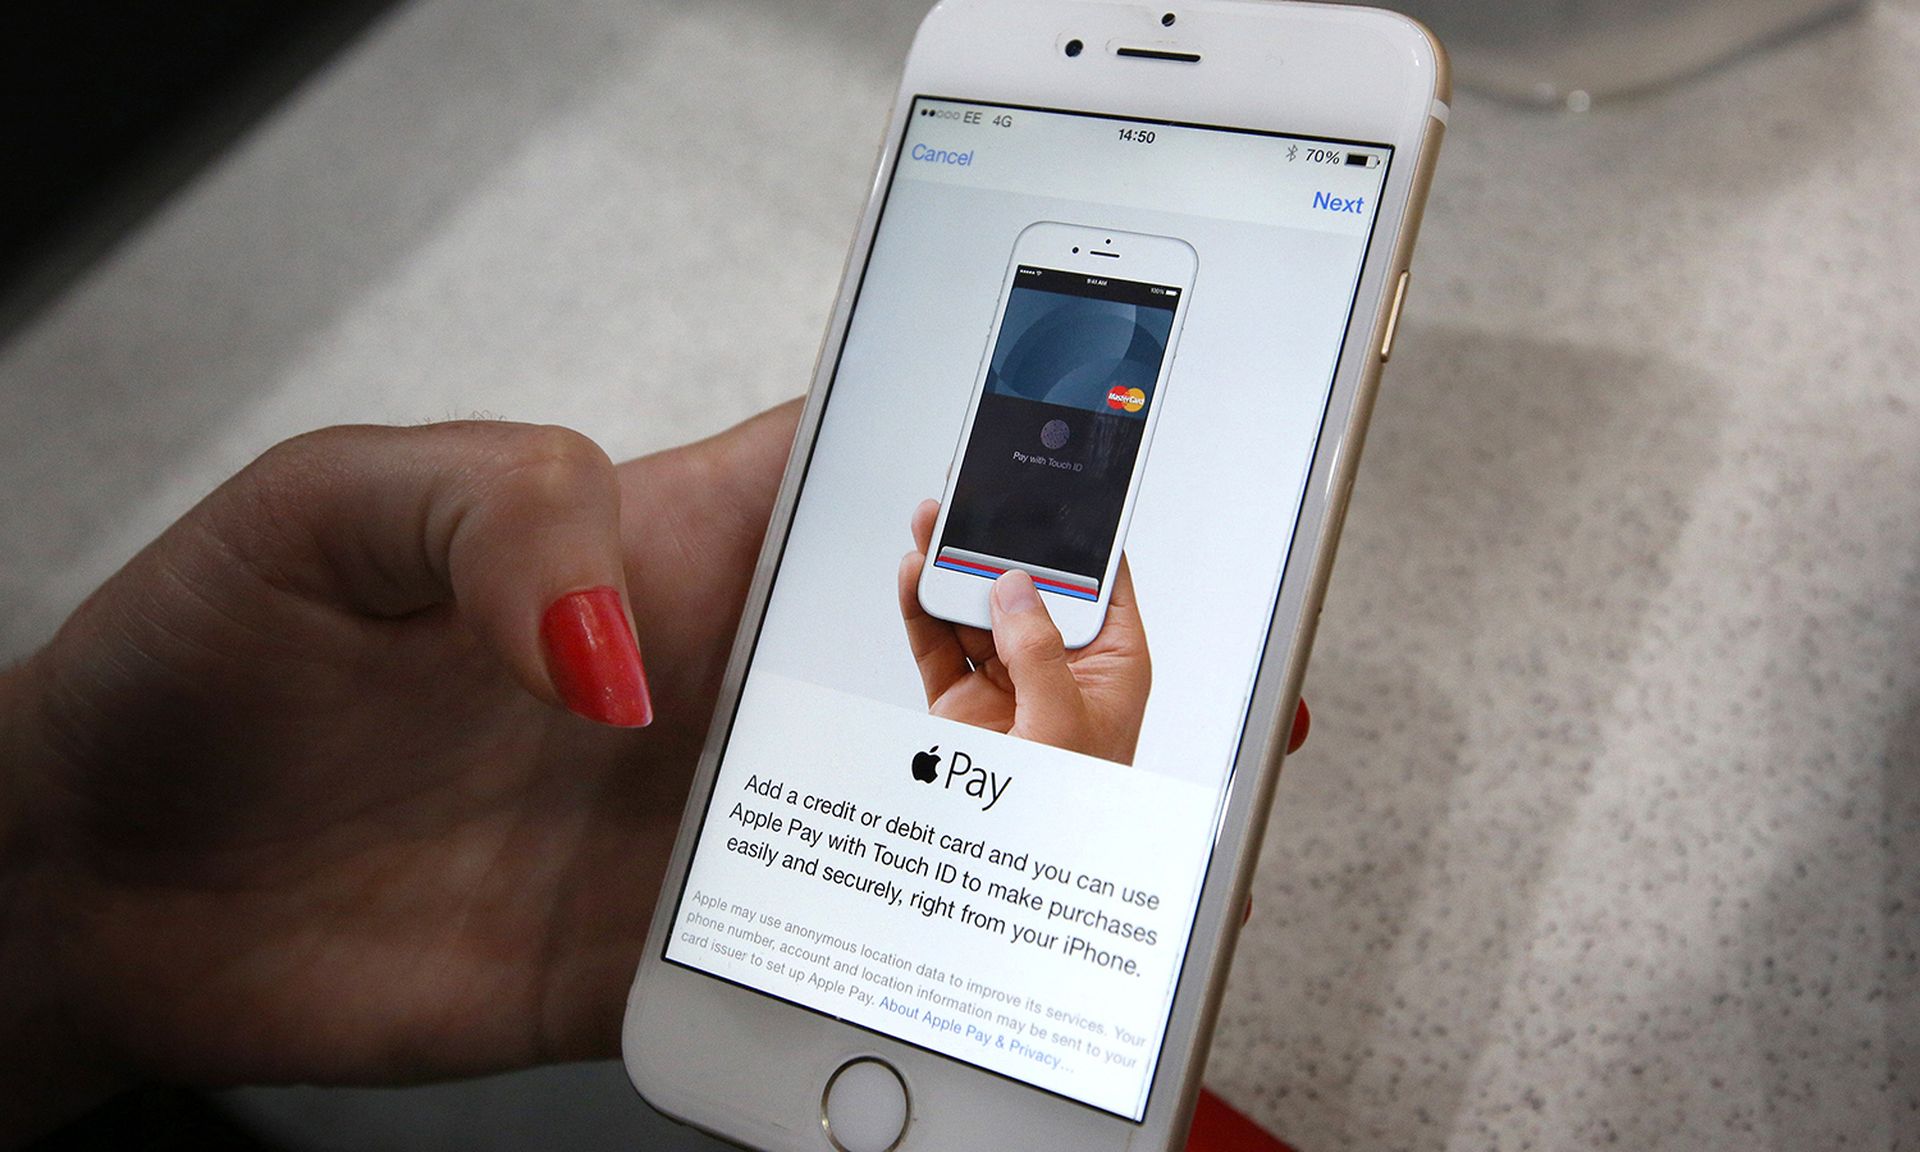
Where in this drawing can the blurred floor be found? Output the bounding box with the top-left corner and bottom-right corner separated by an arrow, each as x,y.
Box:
2,0 -> 1915,1148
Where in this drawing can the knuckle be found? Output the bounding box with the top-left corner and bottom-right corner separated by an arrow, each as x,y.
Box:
488,424 -> 615,508
232,426 -> 362,521
249,425 -> 349,481
210,426 -> 386,587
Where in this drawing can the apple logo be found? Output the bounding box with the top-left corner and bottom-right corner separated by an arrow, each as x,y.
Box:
911,746 -> 941,783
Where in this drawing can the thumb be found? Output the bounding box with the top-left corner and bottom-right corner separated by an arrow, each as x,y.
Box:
988,571 -> 1087,748
215,421 -> 652,727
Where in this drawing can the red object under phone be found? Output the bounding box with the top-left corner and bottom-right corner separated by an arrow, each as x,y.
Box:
1186,1088 -> 1299,1152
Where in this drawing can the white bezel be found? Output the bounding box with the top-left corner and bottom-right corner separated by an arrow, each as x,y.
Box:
915,221 -> 1197,650
624,3 -> 1446,1149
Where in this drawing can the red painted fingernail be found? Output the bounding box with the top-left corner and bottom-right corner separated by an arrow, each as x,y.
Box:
540,587 -> 653,728
1286,698 -> 1310,754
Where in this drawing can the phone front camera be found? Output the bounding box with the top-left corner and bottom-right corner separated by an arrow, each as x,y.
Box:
1161,12 -> 1176,26
1064,38 -> 1084,57
1072,246 -> 1080,253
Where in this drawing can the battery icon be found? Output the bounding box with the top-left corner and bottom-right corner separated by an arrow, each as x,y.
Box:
1345,152 -> 1382,168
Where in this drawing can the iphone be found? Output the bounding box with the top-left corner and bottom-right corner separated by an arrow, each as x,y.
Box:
624,2 -> 1447,1149
917,223 -> 1196,648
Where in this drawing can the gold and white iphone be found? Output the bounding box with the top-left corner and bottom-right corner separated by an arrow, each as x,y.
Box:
624,2 -> 1446,1149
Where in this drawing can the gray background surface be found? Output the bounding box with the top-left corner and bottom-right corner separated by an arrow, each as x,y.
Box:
1,0 -> 1914,1148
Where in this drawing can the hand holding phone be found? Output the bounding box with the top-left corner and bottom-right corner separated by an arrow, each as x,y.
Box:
899,497 -> 1151,765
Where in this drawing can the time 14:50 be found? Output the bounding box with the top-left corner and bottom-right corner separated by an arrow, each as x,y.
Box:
1117,127 -> 1156,144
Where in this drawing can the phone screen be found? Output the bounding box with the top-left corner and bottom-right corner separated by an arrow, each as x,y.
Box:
664,98 -> 1390,1120
935,266 -> 1180,599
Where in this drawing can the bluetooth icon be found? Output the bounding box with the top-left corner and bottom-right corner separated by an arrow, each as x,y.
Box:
1286,144 -> 1298,161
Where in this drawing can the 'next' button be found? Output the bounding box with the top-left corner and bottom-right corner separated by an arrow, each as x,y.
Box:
1312,191 -> 1367,214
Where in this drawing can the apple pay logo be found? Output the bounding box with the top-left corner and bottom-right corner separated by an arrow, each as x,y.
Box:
910,745 -> 1010,812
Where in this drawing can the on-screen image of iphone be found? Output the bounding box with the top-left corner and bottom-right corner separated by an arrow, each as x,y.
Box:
917,223 -> 1195,650
624,2 -> 1448,1150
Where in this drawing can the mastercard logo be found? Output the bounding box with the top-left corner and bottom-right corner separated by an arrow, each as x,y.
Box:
1105,386 -> 1147,413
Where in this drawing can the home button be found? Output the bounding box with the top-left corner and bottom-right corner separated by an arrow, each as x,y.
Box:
822,1057 -> 909,1152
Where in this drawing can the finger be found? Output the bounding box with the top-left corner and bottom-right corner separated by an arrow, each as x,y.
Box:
1286,697 -> 1311,754
898,547 -> 969,703
223,421 -> 651,727
610,397 -> 800,731
955,623 -> 1000,671
909,497 -> 938,554
1093,553 -> 1150,664
988,570 -> 1088,746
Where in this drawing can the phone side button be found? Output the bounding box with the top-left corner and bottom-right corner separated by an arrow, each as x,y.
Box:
822,1057 -> 909,1152
1380,270 -> 1410,362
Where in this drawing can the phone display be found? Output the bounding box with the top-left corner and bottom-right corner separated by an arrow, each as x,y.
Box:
937,264 -> 1176,602
920,227 -> 1194,645
657,94 -> 1394,1122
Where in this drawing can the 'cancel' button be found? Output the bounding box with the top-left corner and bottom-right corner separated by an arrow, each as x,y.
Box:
911,143 -> 973,166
